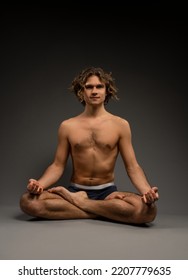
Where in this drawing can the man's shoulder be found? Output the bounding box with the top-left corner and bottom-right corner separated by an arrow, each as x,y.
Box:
59,116 -> 80,127
110,114 -> 130,126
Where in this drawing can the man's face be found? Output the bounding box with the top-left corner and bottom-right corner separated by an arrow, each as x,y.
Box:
82,75 -> 106,106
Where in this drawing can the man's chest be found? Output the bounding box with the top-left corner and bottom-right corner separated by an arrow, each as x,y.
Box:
68,123 -> 119,150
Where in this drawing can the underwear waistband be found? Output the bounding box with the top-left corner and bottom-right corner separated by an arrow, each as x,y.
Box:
70,182 -> 115,190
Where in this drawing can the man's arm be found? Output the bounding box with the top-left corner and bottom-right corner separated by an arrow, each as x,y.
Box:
118,119 -> 159,204
27,121 -> 70,194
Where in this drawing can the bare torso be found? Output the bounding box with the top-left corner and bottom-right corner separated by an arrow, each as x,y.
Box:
65,113 -> 123,186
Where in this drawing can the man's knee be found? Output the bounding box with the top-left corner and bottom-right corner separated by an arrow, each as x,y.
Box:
20,192 -> 43,217
127,196 -> 157,224
135,200 -> 157,224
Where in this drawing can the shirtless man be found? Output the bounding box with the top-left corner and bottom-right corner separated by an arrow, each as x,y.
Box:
20,67 -> 159,224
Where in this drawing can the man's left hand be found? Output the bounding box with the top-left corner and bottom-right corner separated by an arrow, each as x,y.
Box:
142,186 -> 159,206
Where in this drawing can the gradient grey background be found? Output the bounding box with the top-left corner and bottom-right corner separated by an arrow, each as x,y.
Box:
1,7 -> 187,216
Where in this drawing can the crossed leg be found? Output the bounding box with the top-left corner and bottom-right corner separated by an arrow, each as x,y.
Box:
49,187 -> 157,224
20,186 -> 157,224
20,190 -> 96,220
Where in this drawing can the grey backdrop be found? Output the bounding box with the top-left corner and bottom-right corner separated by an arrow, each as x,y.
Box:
1,8 -> 187,215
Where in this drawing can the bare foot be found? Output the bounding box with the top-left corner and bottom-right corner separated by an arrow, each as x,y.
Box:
48,186 -> 88,207
105,192 -> 126,200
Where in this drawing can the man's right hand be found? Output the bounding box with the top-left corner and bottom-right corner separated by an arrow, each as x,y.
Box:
27,178 -> 43,194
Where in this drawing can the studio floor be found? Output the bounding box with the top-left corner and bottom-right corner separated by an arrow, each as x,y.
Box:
0,205 -> 188,260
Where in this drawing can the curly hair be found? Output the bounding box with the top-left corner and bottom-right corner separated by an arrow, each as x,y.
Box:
69,67 -> 119,105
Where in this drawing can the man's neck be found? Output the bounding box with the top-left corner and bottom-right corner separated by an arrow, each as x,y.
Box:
82,104 -> 108,118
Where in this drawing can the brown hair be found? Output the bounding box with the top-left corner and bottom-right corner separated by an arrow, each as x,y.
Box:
69,67 -> 119,105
